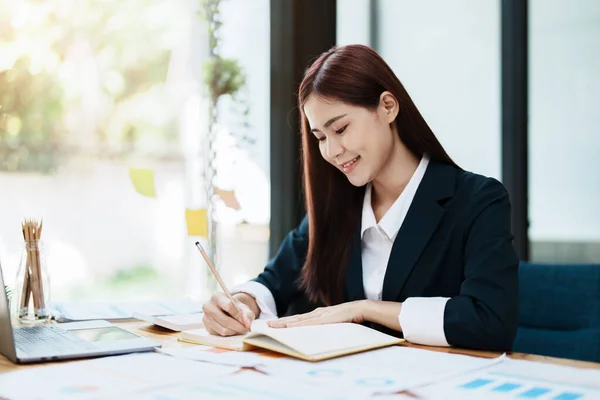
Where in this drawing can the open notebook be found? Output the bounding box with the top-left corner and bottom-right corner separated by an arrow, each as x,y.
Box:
179,320 -> 403,362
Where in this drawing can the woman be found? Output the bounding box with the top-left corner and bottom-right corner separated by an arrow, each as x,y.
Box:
202,44 -> 519,351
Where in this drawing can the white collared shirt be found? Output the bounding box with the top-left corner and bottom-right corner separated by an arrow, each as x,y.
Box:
234,154 -> 451,347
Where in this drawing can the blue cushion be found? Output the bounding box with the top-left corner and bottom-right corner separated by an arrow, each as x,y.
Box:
513,262 -> 600,362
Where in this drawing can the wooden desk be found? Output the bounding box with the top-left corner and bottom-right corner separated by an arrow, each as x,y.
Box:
2,320 -> 600,374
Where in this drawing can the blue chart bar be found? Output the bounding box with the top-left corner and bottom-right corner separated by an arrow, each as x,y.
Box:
554,393 -> 583,400
519,387 -> 552,398
493,383 -> 522,393
459,378 -> 585,400
461,379 -> 493,389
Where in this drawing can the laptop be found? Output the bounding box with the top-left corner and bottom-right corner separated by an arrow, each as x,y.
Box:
0,266 -> 161,364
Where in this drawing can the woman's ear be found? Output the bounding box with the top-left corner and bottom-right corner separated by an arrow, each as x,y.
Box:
379,91 -> 399,123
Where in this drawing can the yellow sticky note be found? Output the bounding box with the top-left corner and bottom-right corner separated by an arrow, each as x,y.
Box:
186,208 -> 208,237
129,168 -> 156,197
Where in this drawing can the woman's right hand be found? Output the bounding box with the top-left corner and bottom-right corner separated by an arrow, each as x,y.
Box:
202,292 -> 258,336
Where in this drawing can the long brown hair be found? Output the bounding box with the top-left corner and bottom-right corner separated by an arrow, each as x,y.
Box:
298,44 -> 456,306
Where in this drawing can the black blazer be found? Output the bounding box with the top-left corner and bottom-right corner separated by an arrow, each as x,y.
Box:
253,159 -> 519,352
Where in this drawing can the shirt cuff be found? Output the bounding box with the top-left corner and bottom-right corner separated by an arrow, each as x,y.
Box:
398,297 -> 450,347
231,281 -> 278,320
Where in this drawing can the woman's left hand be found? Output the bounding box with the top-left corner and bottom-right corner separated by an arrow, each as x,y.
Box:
268,301 -> 366,328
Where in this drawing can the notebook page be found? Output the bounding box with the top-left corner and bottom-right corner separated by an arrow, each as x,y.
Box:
249,322 -> 399,357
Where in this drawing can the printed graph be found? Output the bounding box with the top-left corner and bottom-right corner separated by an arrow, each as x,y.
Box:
458,377 -> 585,399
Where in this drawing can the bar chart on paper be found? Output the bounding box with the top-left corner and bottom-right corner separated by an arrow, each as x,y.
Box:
456,375 -> 586,399
415,360 -> 600,400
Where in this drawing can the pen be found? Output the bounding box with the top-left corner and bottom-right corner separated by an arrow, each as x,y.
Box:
194,241 -> 243,316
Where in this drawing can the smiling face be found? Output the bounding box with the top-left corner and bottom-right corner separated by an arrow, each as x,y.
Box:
303,93 -> 400,187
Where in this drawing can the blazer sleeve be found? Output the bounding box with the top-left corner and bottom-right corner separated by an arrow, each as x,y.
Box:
252,216 -> 309,316
443,178 -> 520,351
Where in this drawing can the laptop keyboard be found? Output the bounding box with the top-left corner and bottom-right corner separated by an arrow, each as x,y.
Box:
14,325 -> 97,357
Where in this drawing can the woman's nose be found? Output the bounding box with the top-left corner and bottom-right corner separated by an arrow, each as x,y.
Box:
326,136 -> 344,159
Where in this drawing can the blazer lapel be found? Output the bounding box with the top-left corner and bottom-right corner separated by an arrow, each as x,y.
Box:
381,160 -> 456,302
345,223 -> 366,301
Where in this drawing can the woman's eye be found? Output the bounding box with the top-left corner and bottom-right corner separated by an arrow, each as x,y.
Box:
317,136 -> 326,142
335,125 -> 348,134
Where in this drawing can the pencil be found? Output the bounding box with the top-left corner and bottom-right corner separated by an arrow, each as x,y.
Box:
194,241 -> 243,316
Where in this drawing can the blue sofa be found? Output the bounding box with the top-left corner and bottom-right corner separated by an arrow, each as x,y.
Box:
513,262 -> 600,362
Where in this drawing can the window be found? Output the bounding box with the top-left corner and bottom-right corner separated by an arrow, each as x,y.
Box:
529,0 -> 600,263
337,0 -> 501,180
214,0 -> 271,287
0,0 -> 270,303
337,0 -> 370,46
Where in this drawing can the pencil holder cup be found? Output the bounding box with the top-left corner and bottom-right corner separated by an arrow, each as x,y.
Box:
13,240 -> 51,324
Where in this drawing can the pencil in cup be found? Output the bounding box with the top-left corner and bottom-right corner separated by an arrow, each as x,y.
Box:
194,241 -> 243,316
20,219 -> 47,317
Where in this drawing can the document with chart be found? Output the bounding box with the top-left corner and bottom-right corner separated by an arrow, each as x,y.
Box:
414,358 -> 600,399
